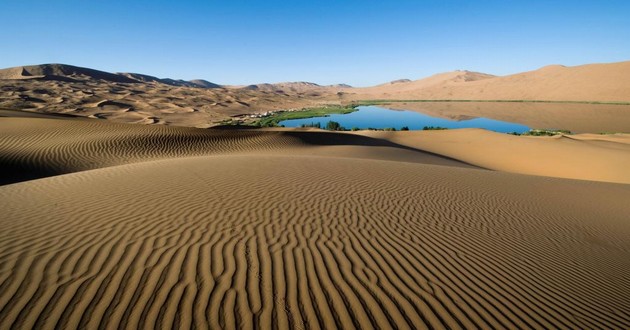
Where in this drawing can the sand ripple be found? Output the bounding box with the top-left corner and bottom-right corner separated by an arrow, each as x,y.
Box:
1,155 -> 629,329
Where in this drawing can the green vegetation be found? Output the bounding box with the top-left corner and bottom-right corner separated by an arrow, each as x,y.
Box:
400,126 -> 409,131
253,105 -> 357,127
325,121 -> 344,131
300,122 -> 321,128
422,126 -> 448,130
524,129 -> 572,136
300,120 -> 346,131
509,129 -> 572,136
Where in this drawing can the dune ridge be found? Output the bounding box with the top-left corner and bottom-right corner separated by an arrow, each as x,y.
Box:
349,61 -> 630,102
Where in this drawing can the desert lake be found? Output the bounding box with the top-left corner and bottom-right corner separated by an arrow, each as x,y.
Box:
280,106 -> 531,133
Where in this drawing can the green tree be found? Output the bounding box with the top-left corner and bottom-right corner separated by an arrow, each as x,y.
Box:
326,121 -> 342,131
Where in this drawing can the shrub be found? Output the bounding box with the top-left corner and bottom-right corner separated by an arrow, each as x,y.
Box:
422,126 -> 447,130
523,129 -> 571,136
326,121 -> 343,131
301,122 -> 321,128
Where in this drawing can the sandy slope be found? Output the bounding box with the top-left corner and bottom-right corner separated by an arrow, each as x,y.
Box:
0,116 -> 470,185
348,61 -> 630,102
1,155 -> 629,329
1,115 -> 630,329
361,129 -> 630,184
355,70 -> 495,96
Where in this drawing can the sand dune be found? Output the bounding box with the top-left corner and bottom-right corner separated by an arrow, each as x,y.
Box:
349,61 -> 630,102
1,114 -> 630,329
0,64 -> 336,127
1,155 -> 629,329
358,70 -> 496,95
2,116 -> 628,185
0,78 -> 328,127
0,116 -> 473,185
0,63 -> 137,83
361,129 -> 630,184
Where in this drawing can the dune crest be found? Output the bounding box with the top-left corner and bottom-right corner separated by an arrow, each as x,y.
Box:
350,61 -> 630,102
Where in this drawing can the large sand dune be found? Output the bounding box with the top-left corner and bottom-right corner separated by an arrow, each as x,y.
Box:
1,115 -> 630,329
349,61 -> 630,102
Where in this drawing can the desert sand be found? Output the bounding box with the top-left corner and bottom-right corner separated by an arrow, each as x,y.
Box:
348,61 -> 630,103
1,113 -> 630,329
0,64 -> 339,128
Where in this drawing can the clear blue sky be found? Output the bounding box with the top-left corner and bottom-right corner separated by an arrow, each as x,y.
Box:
1,0 -> 628,86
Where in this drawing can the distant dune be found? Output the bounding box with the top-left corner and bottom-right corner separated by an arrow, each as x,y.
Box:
0,63 -> 138,83
239,81 -> 350,95
188,79 -> 222,88
365,70 -> 496,93
0,114 -> 629,328
0,64 -> 336,127
349,61 -> 630,102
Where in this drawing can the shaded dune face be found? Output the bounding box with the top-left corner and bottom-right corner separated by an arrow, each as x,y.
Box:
1,156 -> 629,329
0,117 -> 470,185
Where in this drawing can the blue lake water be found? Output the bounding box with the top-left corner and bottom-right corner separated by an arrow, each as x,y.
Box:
279,106 -> 530,133
280,106 -> 529,133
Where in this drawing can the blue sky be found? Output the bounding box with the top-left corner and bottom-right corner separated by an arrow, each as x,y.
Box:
1,0 -> 628,86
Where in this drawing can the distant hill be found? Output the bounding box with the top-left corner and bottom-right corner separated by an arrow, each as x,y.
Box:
188,79 -> 222,88
387,79 -> 412,84
366,71 -> 496,92
0,64 -> 340,91
2,61 -> 630,102
0,64 -> 137,83
116,72 -> 169,85
330,83 -> 353,89
241,81 -> 351,94
350,62 -> 630,102
0,64 -> 223,89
